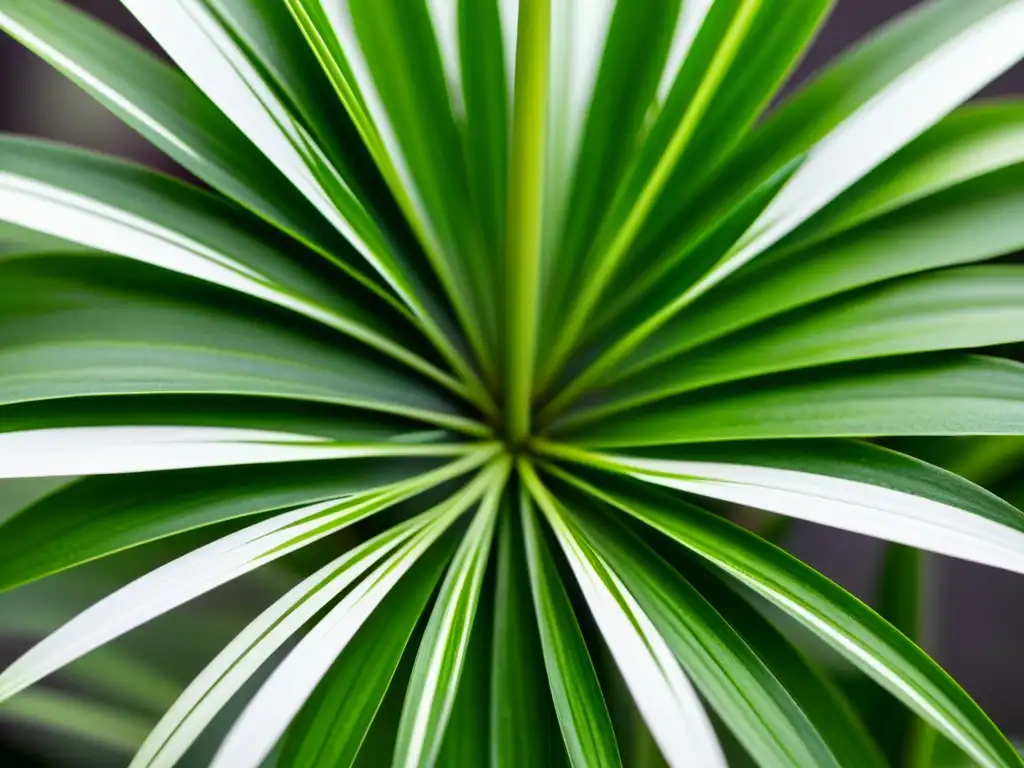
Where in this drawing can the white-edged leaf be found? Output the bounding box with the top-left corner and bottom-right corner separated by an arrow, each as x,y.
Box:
392,469 -> 503,768
0,139 -> 462,390
118,0 -> 384,272
0,0 -> 346,254
210,460 -> 509,768
522,464 -> 726,768
0,425 -> 471,479
131,512 -> 431,768
569,443 -> 1024,577
0,452 -> 490,704
692,0 -> 1024,300
563,469 -> 1024,768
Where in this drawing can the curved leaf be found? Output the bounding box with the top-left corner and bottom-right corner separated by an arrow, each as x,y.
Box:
0,457 -> 441,592
210,463 -> 507,768
541,439 -> 1024,576
522,463 -> 726,768
392,476 -> 501,767
0,0 -> 357,262
0,138 -> 465,394
794,101 -> 1024,245
562,473 -> 1024,768
0,455 -> 488,706
553,481 -> 841,768
522,492 -> 621,768
575,266 -> 1024,421
621,161 -> 1024,378
558,356 -> 1024,446
131,512 -> 435,768
681,561 -> 887,768
556,0 -> 1024,402
0,255 -> 481,434
278,547 -> 446,768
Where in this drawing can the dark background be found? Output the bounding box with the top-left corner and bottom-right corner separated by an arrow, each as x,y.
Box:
1,0 -> 1023,750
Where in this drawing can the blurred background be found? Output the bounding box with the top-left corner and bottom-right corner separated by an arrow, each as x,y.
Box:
1,0 -> 1023,765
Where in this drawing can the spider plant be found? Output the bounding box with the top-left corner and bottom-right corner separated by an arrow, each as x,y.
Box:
2,0 -> 1024,765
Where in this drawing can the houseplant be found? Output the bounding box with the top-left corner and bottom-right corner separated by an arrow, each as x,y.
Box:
2,0 -> 1024,765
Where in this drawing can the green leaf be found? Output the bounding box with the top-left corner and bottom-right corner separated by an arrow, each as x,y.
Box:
695,0 -> 1024,271
457,0 -> 508,263
210,463 -> 507,768
523,463 -> 727,768
133,509 -> 452,768
0,138 -> 470,395
521,489 -> 621,767
680,562 -> 887,768
620,160 -> 1024,378
539,0 -> 682,366
574,266 -> 1024,421
540,439 -> 1024,576
0,456 -> 441,592
0,456 -> 490,707
862,544 -> 926,766
634,0 -> 833,249
558,356 -> 1024,446
0,396 -> 480,478
504,0 -> 550,440
392,472 -> 502,767
553,0 -> 1024,404
434,582 -> 493,768
793,101 -> 1024,245
279,543 -> 448,768
0,0 -> 348,260
570,471 -> 1023,768
490,490 -> 564,768
552,480 -> 841,768
343,0 -> 496,372
0,255 -> 481,434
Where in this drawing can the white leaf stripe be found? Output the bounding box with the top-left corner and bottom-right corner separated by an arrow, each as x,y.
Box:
691,0 -> 1024,302
565,471 -> 1022,768
131,514 -> 429,768
318,0 -> 440,257
210,461 -> 509,768
395,471 -> 502,767
0,425 -> 475,478
119,0 -> 381,265
0,452 -> 491,705
0,169 -> 460,392
523,465 -> 726,768
655,0 -> 715,104
605,455 -> 1024,577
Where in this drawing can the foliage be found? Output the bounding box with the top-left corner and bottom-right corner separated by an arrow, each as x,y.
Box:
2,0 -> 1024,765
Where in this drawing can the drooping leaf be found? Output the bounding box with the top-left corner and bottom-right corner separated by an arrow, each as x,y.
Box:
0,454 -> 489,705
540,439 -> 1024,576
552,481 -> 841,768
278,544 -> 447,768
521,489 -> 621,767
0,457 -> 441,592
209,463 -> 508,768
562,470 -> 1023,768
558,356 -> 1024,446
523,463 -> 727,768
